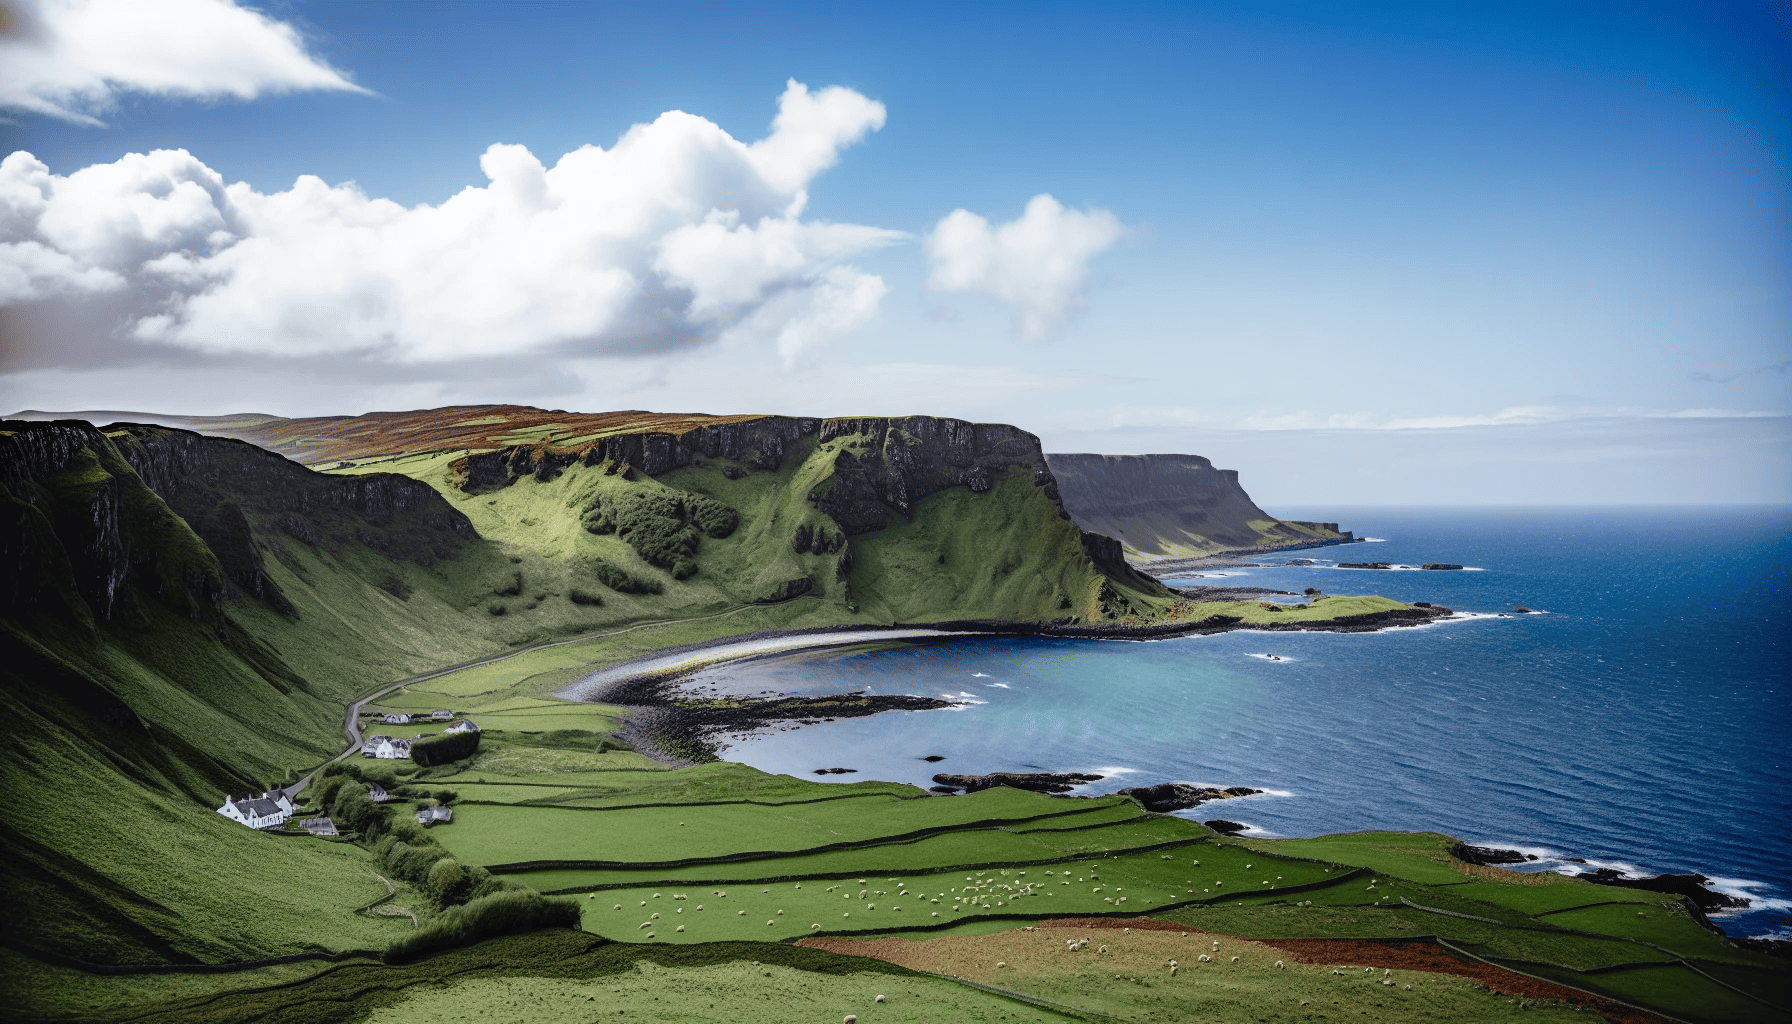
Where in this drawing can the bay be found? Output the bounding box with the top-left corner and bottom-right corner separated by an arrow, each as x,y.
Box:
672,506 -> 1792,939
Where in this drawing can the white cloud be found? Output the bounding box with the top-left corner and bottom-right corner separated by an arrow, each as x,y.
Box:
1089,402 -> 1789,433
925,193 -> 1124,339
1,80 -> 901,363
0,0 -> 365,124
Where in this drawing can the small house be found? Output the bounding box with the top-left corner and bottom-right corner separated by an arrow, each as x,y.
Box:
217,790 -> 293,830
442,718 -> 480,735
362,735 -> 411,759
298,816 -> 338,836
429,709 -> 453,721
382,712 -> 412,725
367,784 -> 390,803
415,805 -> 453,827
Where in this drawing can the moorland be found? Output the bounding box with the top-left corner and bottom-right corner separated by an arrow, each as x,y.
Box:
1,405 -> 1784,1023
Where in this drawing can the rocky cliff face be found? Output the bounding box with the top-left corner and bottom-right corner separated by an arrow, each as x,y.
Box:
1043,452 -> 1351,560
454,413 -> 1068,535
1,420 -> 481,624
0,420 -> 223,623
111,423 -> 477,579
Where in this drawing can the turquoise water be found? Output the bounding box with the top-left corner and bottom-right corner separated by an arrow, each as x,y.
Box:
679,507 -> 1792,938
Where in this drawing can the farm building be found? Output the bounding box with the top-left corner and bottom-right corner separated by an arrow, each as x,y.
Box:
298,817 -> 338,836
381,712 -> 412,725
217,790 -> 293,829
428,709 -> 454,720
416,805 -> 453,827
367,784 -> 390,802
363,735 -> 411,759
442,718 -> 480,734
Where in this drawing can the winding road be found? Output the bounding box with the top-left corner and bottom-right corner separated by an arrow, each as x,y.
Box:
286,602 -> 781,798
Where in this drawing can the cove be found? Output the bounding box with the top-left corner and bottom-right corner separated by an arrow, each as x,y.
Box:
672,506 -> 1792,940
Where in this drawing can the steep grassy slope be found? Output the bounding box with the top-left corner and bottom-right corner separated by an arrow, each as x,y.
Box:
1045,453 -> 1352,561
0,420 -> 522,966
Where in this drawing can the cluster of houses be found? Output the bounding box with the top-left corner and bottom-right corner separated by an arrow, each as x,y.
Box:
219,731 -> 471,834
362,716 -> 480,759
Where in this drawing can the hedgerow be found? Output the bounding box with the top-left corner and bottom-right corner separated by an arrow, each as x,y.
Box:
382,891 -> 583,964
411,729 -> 481,767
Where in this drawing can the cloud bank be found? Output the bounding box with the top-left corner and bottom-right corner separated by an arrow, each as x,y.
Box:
926,193 -> 1123,338
1,79 -> 901,365
0,0 -> 364,124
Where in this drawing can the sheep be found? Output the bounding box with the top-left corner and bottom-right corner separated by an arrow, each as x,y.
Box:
875,995 -> 886,1003
767,920 -> 775,926
737,910 -> 746,916
844,1017 -> 857,1023
1231,956 -> 1239,963
996,961 -> 1007,969
1275,960 -> 1285,970
1198,954 -> 1212,962
650,913 -> 660,920
1098,944 -> 1108,954
675,924 -> 685,932
613,904 -> 622,910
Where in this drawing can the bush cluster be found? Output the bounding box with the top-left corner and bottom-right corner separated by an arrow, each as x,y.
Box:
580,488 -> 737,579
411,729 -> 481,767
586,557 -> 661,595
382,891 -> 582,964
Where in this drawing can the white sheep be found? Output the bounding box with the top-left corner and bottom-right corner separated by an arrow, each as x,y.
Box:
875,994 -> 886,1003
1275,960 -> 1285,970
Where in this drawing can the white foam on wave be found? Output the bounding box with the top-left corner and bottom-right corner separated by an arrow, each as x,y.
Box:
939,693 -> 987,707
984,682 -> 1011,688
1089,765 -> 1141,776
972,672 -> 992,678
1255,788 -> 1294,798
1704,877 -> 1792,914
1361,537 -> 1388,543
1245,653 -> 1296,663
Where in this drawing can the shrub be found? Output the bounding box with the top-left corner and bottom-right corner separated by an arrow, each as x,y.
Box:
383,892 -> 582,964
567,587 -> 603,606
580,488 -> 738,579
432,789 -> 458,805
412,729 -> 481,767
587,557 -> 661,595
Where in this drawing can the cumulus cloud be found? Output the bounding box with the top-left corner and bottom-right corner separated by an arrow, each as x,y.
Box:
1,80 -> 902,366
0,0 -> 365,124
926,193 -> 1124,339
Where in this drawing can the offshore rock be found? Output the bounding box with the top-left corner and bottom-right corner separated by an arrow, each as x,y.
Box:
1204,819 -> 1248,834
1422,563 -> 1465,571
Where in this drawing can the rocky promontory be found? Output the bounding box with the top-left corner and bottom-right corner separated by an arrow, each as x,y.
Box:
1117,782 -> 1263,813
930,771 -> 1105,794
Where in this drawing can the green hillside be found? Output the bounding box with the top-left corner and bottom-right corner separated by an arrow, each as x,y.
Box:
6,412 -> 1778,1024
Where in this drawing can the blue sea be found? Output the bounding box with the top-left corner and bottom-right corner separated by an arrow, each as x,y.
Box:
679,507 -> 1792,939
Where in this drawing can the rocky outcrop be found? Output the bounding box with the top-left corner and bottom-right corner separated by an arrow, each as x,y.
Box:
1204,819 -> 1247,834
930,771 -> 1104,795
1451,842 -> 1534,866
1117,783 -> 1262,813
810,417 -> 1056,535
1044,453 -> 1353,560
757,576 -> 814,603
1422,563 -> 1464,571
1574,869 -> 1749,914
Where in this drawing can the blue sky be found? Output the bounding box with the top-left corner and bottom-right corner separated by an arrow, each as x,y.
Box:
2,0 -> 1787,503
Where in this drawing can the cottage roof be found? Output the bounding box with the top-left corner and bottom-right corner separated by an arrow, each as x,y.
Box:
233,796 -> 284,817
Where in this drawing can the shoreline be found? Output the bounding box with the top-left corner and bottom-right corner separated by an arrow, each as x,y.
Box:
563,605 -> 1459,768
1133,536 -> 1367,577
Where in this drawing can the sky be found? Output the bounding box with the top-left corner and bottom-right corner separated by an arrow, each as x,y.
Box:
1,0 -> 1787,504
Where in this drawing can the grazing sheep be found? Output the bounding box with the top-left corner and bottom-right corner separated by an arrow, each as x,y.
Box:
1098,945 -> 1108,954
844,1017 -> 857,1023
613,904 -> 622,910
675,925 -> 684,932
650,913 -> 660,920
1198,955 -> 1212,962
875,995 -> 886,1003
1231,956 -> 1239,962
996,961 -> 1006,969
1275,960 -> 1285,970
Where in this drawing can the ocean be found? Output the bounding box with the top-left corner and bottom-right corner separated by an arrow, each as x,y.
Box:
671,506 -> 1792,939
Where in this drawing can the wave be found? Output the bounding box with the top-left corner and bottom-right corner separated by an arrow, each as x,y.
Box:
1088,765 -> 1141,776
984,682 -> 1012,688
1245,653 -> 1297,663
1361,537 -> 1389,543
971,672 -> 992,678
1703,876 -> 1792,914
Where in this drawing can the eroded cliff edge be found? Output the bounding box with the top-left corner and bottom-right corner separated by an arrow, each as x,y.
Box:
1043,452 -> 1353,562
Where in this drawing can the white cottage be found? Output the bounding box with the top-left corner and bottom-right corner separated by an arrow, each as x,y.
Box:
362,735 -> 411,759
442,718 -> 480,735
298,816 -> 338,836
429,709 -> 454,721
217,789 -> 293,829
367,783 -> 390,802
416,805 -> 453,826
382,712 -> 412,725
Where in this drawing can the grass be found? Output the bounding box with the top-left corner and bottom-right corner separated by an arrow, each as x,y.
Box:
806,924 -> 1596,1024
440,789 -> 1131,867
573,840 -> 1341,945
